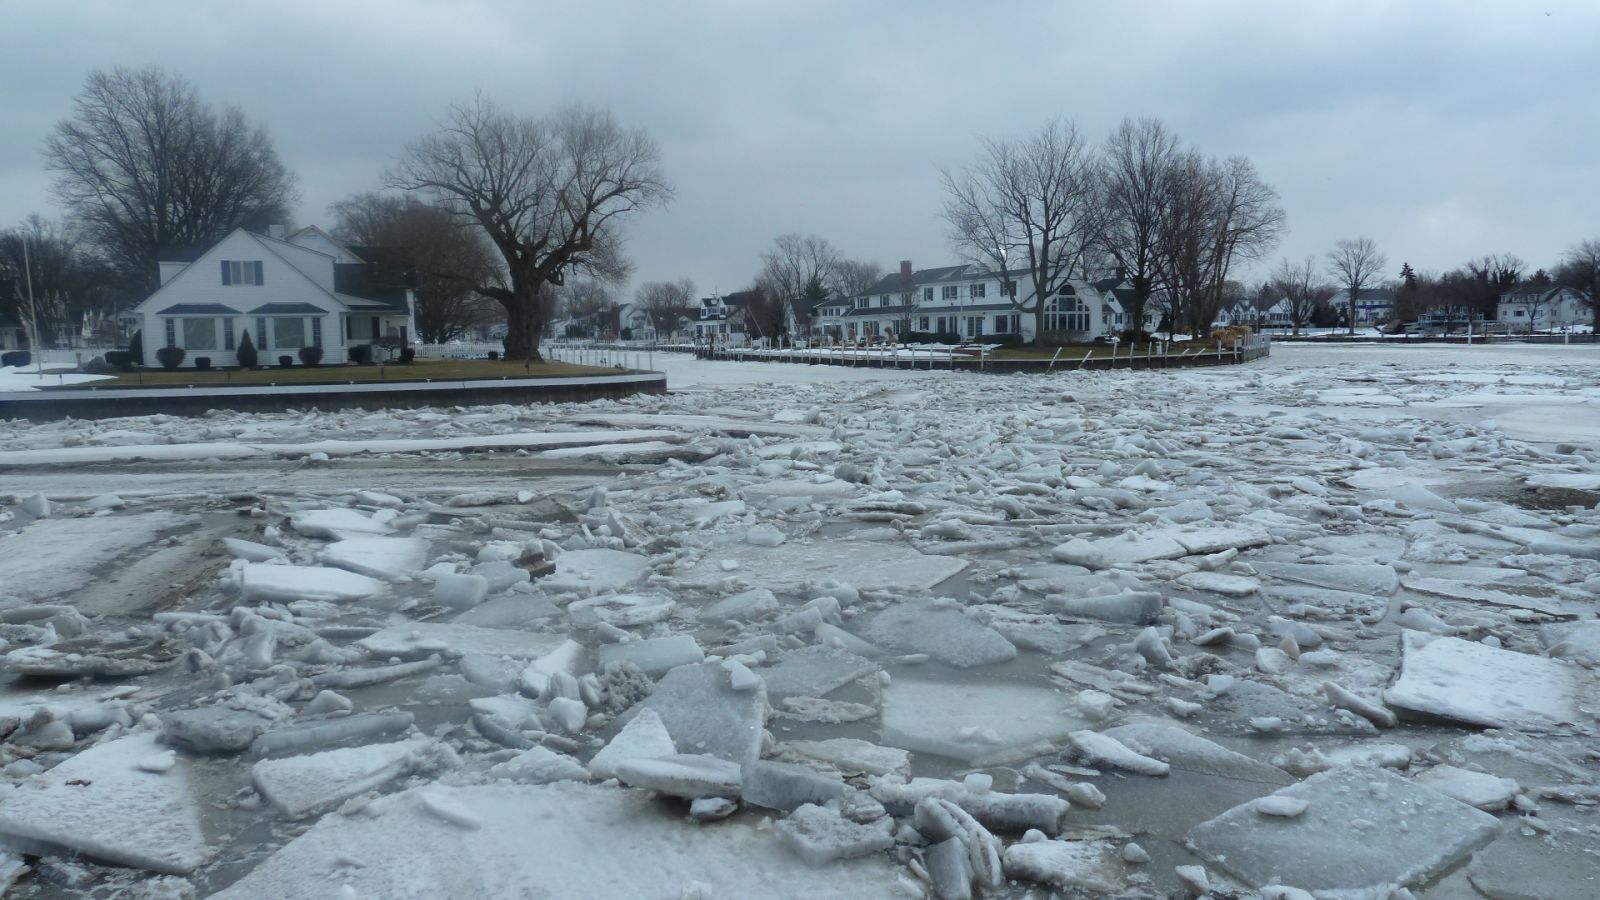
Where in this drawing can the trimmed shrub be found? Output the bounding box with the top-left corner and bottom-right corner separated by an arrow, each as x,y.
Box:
104,350 -> 132,371
82,356 -> 116,374
988,333 -> 1025,348
348,344 -> 371,365
236,330 -> 258,368
194,357 -> 212,371
128,330 -> 143,365
155,346 -> 186,369
904,331 -> 963,345
1118,328 -> 1154,345
399,347 -> 416,364
278,355 -> 294,368
1,351 -> 32,368
620,327 -> 633,341
487,350 -> 500,360
298,345 -> 324,367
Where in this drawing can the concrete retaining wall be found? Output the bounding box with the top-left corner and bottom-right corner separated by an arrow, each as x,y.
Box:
0,372 -> 666,422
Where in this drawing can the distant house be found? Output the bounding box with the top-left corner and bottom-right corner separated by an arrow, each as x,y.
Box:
1496,284 -> 1590,331
129,227 -> 416,368
0,316 -> 27,353
693,292 -> 752,343
1333,288 -> 1396,324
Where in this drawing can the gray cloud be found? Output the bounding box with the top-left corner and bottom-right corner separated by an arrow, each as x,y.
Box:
3,0 -> 1596,297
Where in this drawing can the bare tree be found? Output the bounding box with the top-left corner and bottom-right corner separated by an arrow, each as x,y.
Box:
331,192 -> 498,343
1556,238 -> 1600,328
941,118 -> 1101,346
553,278 -> 617,336
1270,256 -> 1323,335
831,258 -> 882,299
759,234 -> 840,338
1098,118 -> 1183,340
0,215 -> 118,348
388,96 -> 670,363
1326,238 -> 1388,334
45,66 -> 298,297
635,277 -> 695,340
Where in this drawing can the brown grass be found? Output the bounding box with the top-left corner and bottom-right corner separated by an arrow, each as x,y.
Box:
80,357 -> 618,388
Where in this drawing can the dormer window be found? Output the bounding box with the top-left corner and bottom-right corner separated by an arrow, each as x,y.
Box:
222,260 -> 265,285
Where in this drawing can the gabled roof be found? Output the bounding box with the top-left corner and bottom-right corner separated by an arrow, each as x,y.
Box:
288,226 -> 366,264
247,302 -> 326,315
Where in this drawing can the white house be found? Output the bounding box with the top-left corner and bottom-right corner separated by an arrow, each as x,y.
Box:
0,316 -> 27,354
130,227 -> 416,368
693,292 -> 754,344
1496,285 -> 1590,331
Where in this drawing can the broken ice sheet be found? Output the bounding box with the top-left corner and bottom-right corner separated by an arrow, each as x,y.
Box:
880,677 -> 1088,763
677,539 -> 967,593
1188,766 -> 1499,895
758,645 -> 878,701
0,732 -> 212,874
252,739 -> 435,819
1384,629 -> 1597,731
852,600 -> 1017,668
212,782 -> 906,898
539,548 -> 652,595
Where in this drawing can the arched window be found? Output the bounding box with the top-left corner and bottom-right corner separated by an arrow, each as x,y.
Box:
1044,294 -> 1090,333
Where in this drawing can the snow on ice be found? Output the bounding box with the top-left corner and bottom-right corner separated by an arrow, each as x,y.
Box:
0,344 -> 1596,896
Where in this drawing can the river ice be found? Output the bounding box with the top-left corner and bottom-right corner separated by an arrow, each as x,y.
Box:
0,343 -> 1596,897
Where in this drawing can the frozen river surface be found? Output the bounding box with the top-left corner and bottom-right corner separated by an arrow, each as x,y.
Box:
0,343 -> 1596,898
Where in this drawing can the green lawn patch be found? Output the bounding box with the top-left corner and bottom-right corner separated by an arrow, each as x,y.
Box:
77,358 -> 620,388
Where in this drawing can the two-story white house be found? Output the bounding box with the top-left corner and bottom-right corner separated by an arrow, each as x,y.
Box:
130,226 -> 416,368
1496,284 -> 1590,331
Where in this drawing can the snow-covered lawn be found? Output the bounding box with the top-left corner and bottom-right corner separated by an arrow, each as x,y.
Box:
0,364 -> 113,392
0,343 -> 1596,897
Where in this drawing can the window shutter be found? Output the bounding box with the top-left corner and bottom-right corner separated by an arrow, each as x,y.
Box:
221,260 -> 231,285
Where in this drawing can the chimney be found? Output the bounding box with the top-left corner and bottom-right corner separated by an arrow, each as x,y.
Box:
899,260 -> 913,287
267,224 -> 287,240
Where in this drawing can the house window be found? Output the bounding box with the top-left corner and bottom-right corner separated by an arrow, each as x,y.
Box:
923,287 -> 933,302
918,317 -> 930,331
855,298 -> 867,309
273,317 -> 305,350
965,316 -> 981,338
879,295 -> 889,307
221,260 -> 265,286
164,318 -> 177,348
223,318 -> 235,350
1044,296 -> 1090,333
311,317 -> 323,348
942,285 -> 959,301
183,318 -> 216,350
1002,280 -> 1017,297
994,315 -> 1015,334
255,317 -> 267,348
970,283 -> 986,299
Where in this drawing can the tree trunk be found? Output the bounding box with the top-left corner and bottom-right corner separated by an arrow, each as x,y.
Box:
498,279 -> 546,364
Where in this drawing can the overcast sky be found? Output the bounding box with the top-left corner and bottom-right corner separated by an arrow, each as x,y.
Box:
3,0 -> 1596,298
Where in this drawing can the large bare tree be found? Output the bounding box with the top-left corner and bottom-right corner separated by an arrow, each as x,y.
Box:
830,258 -> 882,299
1326,237 -> 1388,334
0,215 -> 118,347
635,277 -> 695,340
331,192 -> 498,343
1157,154 -> 1286,337
941,118 -> 1101,346
387,97 -> 670,363
1556,238 -> 1600,328
758,234 -> 840,337
45,66 -> 297,297
1098,118 -> 1183,340
1269,256 -> 1323,335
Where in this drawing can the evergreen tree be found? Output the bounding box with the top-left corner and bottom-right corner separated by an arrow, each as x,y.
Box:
236,329 -> 258,368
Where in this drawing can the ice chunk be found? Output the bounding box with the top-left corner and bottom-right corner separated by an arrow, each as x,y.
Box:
774,803 -> 894,866
783,738 -> 910,777
210,782 -> 907,898
1100,722 -> 1293,784
1253,561 -> 1399,595
0,732 -> 210,874
853,601 -> 1016,668
1188,767 -> 1499,895
700,588 -> 779,623
1064,531 -> 1187,566
612,753 -> 742,799
588,708 -> 677,780
598,635 -> 704,677
488,746 -> 589,784
358,623 -> 565,661
760,645 -> 878,701
1002,839 -> 1122,894
289,508 -> 391,538
1384,630 -> 1596,730
1067,730 -> 1169,776
161,706 -> 275,754
740,759 -> 849,812
319,536 -> 428,581
1047,590 -> 1163,624
1402,576 -> 1568,615
252,739 -> 432,819
1413,765 -> 1519,811
240,563 -> 385,605
679,540 -> 966,593
432,572 -> 489,608
541,548 -> 651,595
223,537 -> 285,562
250,711 -> 415,756
569,592 -> 676,628
627,661 -> 766,764
881,678 -> 1088,763
1176,571 -> 1259,596
20,493 -> 52,518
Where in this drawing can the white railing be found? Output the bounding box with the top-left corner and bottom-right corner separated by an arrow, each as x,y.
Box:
1236,333 -> 1272,362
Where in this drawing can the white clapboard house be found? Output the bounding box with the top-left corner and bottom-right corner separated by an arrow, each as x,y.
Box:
130,226 -> 416,368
